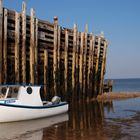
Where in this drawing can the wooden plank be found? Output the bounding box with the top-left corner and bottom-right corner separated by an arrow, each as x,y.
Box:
87,34 -> 94,90
57,26 -> 61,70
94,37 -> 101,96
64,30 -> 68,93
72,24 -> 77,89
30,8 -> 35,84
91,35 -> 95,97
44,49 -> 48,100
53,16 -> 58,95
22,1 -> 26,83
15,12 -> 20,84
57,26 -> 61,91
79,32 -> 84,90
35,18 -> 38,84
99,40 -> 108,94
83,32 -> 87,94
104,41 -> 108,75
76,31 -> 79,86
0,0 -> 3,83
3,9 -> 7,84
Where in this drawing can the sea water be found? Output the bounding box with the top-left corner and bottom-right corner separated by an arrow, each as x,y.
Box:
112,78 -> 140,92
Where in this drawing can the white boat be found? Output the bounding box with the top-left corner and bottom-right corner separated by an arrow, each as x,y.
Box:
0,85 -> 68,122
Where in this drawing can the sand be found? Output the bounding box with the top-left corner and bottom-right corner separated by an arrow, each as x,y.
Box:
97,92 -> 140,100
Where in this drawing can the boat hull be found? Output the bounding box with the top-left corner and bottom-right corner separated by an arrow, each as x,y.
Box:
0,103 -> 68,122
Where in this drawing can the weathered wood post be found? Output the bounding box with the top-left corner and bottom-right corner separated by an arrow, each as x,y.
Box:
30,8 -> 35,84
3,9 -> 7,84
57,26 -> 61,70
44,49 -> 48,99
57,26 -> 61,92
83,24 -> 88,95
87,34 -> 94,92
76,31 -> 79,92
72,24 -> 77,90
15,12 -> 20,84
0,0 -> 3,84
35,19 -> 38,84
99,39 -> 108,94
64,30 -> 68,93
94,37 -> 101,96
79,32 -> 84,92
22,1 -> 26,84
91,35 -> 95,96
53,16 -> 58,95
104,40 -> 108,77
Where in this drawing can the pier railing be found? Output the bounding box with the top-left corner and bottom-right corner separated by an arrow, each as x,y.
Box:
0,0 -> 108,99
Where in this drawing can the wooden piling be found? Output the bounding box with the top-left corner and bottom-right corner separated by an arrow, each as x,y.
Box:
57,26 -> 61,70
87,34 -> 94,90
76,31 -> 79,85
64,30 -> 68,93
0,0 -> 3,84
35,19 -> 38,84
57,26 -> 61,90
94,37 -> 101,95
30,8 -> 35,84
44,49 -> 48,99
83,32 -> 87,94
22,1 -> 26,84
3,9 -> 7,84
79,32 -> 84,90
72,24 -> 77,89
99,41 -> 108,94
53,16 -> 58,95
104,41 -> 108,75
91,35 -> 95,97
15,12 -> 20,84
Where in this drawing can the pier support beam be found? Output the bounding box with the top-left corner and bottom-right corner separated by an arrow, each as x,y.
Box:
0,0 -> 3,84
30,8 -> 35,84
22,1 -> 26,84
35,19 -> 38,84
64,30 -> 68,93
83,28 -> 88,95
99,40 -> 108,94
57,26 -> 61,92
88,34 -> 94,93
15,12 -> 20,84
94,37 -> 101,96
53,16 -> 58,95
72,24 -> 77,90
3,9 -> 7,84
44,49 -> 48,99
79,32 -> 84,91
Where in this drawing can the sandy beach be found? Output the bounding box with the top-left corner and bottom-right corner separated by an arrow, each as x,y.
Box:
97,92 -> 140,100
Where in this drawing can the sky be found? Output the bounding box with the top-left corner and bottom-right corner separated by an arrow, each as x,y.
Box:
3,0 -> 140,79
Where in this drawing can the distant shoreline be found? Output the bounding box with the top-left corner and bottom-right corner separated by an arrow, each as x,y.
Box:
97,92 -> 140,100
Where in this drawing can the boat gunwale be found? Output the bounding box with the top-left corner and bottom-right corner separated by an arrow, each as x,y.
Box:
0,102 -> 68,109
0,84 -> 41,87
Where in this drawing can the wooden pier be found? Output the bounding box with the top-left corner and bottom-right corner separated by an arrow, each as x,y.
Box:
0,1 -> 108,99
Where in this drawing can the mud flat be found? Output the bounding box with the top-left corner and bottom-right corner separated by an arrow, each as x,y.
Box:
97,92 -> 140,100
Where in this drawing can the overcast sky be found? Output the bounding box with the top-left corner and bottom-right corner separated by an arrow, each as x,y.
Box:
3,0 -> 140,79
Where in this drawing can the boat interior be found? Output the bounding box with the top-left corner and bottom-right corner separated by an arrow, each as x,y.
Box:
0,86 -> 19,99
0,85 -> 62,106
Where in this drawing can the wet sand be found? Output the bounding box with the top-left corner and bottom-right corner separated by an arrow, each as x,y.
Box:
97,92 -> 140,100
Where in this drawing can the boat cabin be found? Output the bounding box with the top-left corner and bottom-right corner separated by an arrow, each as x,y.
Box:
0,85 -> 43,106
